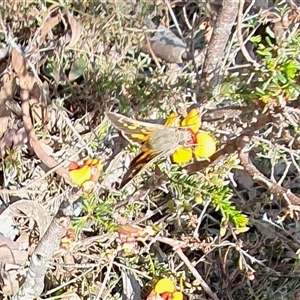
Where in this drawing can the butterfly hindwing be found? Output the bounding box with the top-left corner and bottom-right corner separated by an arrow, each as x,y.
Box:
119,147 -> 168,188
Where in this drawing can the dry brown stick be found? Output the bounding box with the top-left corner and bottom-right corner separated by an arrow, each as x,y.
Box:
12,216 -> 69,299
143,28 -> 161,69
20,89 -> 73,186
186,114 -> 273,174
10,48 -> 73,187
237,135 -> 300,212
197,0 -> 239,103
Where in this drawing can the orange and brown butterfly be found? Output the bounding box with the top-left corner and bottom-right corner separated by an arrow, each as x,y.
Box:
68,159 -> 103,194
106,108 -> 216,188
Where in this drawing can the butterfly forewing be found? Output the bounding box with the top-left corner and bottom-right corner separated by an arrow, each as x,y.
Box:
106,112 -> 166,144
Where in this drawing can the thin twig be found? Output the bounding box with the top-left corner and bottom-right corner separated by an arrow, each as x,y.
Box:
95,255 -> 115,300
142,28 -> 161,69
20,89 -> 73,185
194,200 -> 212,239
186,114 -> 273,174
157,236 -> 220,300
277,161 -> 292,186
165,0 -> 184,39
237,135 -> 300,213
253,136 -> 300,156
44,268 -> 95,296
236,0 -> 261,67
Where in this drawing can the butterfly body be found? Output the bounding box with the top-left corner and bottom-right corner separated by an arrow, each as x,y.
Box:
147,127 -> 191,153
106,111 -> 194,188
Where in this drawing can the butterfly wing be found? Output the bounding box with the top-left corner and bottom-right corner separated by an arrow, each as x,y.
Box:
119,147 -> 168,189
106,111 -> 166,144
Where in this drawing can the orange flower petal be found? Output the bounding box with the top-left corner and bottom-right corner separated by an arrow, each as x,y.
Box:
181,108 -> 200,133
147,290 -> 163,300
83,159 -> 103,172
194,132 -> 216,159
172,147 -> 193,164
118,224 -> 139,236
155,278 -> 175,294
161,292 -> 172,300
68,161 -> 80,171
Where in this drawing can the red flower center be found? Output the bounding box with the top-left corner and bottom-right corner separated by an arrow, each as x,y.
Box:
186,128 -> 197,145
160,292 -> 173,300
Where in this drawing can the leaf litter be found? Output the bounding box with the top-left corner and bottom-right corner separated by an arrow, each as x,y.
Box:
1,1 -> 300,300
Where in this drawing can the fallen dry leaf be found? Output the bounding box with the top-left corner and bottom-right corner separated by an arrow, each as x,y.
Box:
68,56 -> 86,81
11,49 -> 37,91
234,169 -> 254,189
11,47 -> 72,185
65,11 -> 83,49
0,127 -> 28,157
121,269 -> 141,300
142,18 -> 187,63
1,265 -> 27,296
0,200 -> 51,237
0,234 -> 19,250
0,235 -> 27,265
0,227 -> 28,296
39,14 -> 60,46
0,73 -> 16,139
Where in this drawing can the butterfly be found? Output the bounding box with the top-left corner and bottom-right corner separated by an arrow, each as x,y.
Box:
106,109 -> 201,189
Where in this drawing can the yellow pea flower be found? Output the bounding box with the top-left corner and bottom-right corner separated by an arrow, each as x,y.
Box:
168,108 -> 216,163
181,107 -> 201,133
154,278 -> 175,294
68,159 -> 103,194
152,278 -> 184,300
194,131 -> 216,159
